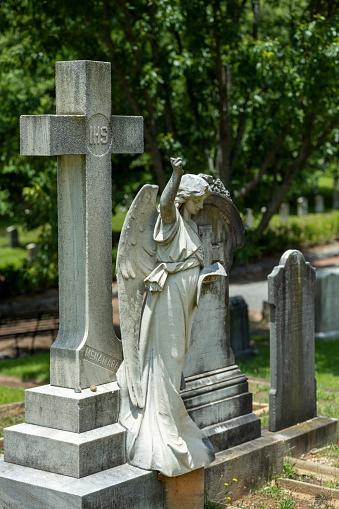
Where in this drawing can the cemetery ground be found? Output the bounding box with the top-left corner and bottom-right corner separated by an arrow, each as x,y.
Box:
0,318 -> 338,508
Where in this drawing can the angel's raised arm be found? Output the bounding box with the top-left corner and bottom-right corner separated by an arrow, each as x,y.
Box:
160,157 -> 184,224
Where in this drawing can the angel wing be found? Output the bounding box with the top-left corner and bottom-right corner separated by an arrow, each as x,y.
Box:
116,184 -> 159,408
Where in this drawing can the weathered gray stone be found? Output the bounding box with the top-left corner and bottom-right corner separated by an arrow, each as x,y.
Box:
6,226 -> 19,247
268,250 -> 317,432
4,422 -> 125,478
315,268 -> 339,339
205,416 -> 338,503
181,366 -> 261,452
280,203 -> 289,223
0,460 -> 166,509
180,189 -> 260,451
297,196 -> 308,216
314,194 -> 325,213
0,416 -> 336,508
229,296 -> 254,358
184,191 -> 244,376
25,383 -> 119,432
20,60 -> 143,390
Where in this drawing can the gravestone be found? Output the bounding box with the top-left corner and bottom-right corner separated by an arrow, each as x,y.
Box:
268,250 -> 316,432
279,203 -> 289,223
297,196 -> 308,217
0,61 -> 169,509
26,242 -> 38,262
333,175 -> 339,210
244,208 -> 254,229
315,268 -> 339,339
229,296 -> 254,358
314,194 -> 325,213
182,180 -> 261,452
6,226 -> 19,247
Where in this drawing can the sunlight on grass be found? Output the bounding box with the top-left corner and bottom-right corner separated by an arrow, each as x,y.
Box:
0,386 -> 25,405
0,352 -> 50,383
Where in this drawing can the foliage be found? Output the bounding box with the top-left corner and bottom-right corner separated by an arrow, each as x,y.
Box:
1,1 -> 338,219
236,210 -> 339,265
0,0 -> 338,281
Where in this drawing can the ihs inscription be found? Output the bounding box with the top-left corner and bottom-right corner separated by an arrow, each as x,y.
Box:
86,113 -> 112,156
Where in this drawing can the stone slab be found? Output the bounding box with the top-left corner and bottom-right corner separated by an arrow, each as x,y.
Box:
0,460 -> 165,509
25,383 -> 119,433
268,250 -> 316,432
205,416 -> 338,502
187,392 -> 253,429
4,422 -> 125,478
183,380 -> 249,409
0,416 -> 336,508
203,413 -> 261,453
267,416 -> 338,458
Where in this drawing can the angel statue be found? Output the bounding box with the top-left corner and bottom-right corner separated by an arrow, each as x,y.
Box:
116,157 -> 226,477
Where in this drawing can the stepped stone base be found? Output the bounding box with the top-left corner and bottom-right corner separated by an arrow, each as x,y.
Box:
181,365 -> 261,452
0,417 -> 336,508
4,422 -> 125,478
0,460 -> 166,509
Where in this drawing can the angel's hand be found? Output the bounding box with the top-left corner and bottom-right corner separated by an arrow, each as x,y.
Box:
170,157 -> 184,176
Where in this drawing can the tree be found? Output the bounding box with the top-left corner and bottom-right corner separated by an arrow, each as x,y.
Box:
0,0 -> 338,240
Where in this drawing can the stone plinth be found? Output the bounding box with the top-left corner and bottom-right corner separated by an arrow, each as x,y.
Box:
4,382 -> 125,479
181,366 -> 261,452
183,188 -> 260,451
25,383 -> 119,432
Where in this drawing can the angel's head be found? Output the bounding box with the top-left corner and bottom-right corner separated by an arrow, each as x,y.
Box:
175,174 -> 211,216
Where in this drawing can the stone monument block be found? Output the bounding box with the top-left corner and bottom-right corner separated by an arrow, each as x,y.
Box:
182,182 -> 261,452
268,250 -> 317,432
315,268 -> 339,339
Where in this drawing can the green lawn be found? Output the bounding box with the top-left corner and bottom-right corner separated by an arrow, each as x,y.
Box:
0,352 -> 50,383
238,338 -> 339,430
0,217 -> 41,269
0,386 -> 25,406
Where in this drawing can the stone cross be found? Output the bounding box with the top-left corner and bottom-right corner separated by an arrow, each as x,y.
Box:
20,60 -> 143,390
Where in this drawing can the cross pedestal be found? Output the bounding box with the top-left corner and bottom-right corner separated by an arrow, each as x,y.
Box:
21,60 -> 143,390
0,61 -> 169,509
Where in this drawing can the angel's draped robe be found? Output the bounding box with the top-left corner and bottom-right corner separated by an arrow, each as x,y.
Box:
117,207 -> 215,477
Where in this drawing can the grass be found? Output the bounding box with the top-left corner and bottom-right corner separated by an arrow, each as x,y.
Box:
0,352 -> 50,383
238,338 -> 339,430
0,386 -> 25,405
0,217 -> 41,269
0,415 -> 25,439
